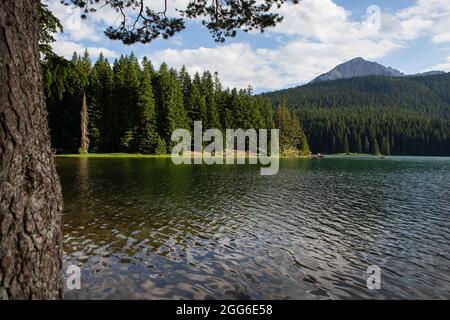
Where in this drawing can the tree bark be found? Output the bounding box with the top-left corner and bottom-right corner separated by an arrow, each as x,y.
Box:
0,0 -> 63,299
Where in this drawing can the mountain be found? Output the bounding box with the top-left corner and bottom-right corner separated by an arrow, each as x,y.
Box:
262,72 -> 450,117
311,57 -> 404,83
411,70 -> 446,77
259,72 -> 450,156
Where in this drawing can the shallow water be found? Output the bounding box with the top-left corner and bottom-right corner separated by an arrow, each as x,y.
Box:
58,156 -> 450,299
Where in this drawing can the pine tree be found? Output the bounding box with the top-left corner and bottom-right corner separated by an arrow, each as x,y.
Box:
154,63 -> 189,147
179,66 -> 195,130
190,72 -> 207,124
343,135 -> 350,154
274,105 -> 310,155
381,136 -> 391,155
202,71 -> 220,130
111,54 -> 141,151
155,136 -> 167,155
133,58 -> 159,153
364,135 -> 370,154
370,137 -> 380,155
121,52 -> 141,150
356,134 -> 363,154
73,50 -> 91,154
79,92 -> 89,153
89,53 -> 114,152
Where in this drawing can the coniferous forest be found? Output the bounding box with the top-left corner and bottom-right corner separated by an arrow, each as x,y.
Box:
44,51 -> 450,157
261,75 -> 450,156
43,51 -> 309,155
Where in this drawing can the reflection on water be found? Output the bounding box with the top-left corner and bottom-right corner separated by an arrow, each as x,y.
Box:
57,156 -> 450,299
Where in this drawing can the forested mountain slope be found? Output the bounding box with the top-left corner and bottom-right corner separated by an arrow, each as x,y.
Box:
260,74 -> 450,155
261,73 -> 450,117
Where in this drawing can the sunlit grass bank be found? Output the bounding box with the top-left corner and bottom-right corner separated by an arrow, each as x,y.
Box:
55,152 -> 312,159
55,153 -> 172,158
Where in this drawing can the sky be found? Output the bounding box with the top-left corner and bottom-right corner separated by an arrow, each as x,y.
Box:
48,0 -> 450,93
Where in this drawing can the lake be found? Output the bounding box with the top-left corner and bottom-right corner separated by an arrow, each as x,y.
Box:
57,156 -> 450,299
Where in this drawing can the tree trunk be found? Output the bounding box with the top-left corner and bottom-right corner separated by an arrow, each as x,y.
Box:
79,91 -> 89,153
0,0 -> 63,299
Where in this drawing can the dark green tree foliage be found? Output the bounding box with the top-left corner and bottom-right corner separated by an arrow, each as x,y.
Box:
45,52 -> 93,152
274,105 -> 310,155
75,50 -> 92,153
262,74 -> 450,156
133,58 -> 159,153
44,52 -> 309,154
154,63 -> 189,148
38,2 -> 63,56
113,53 -> 142,151
189,72 -> 208,126
261,74 -> 450,117
88,53 -> 114,151
201,71 -> 221,130
299,107 -> 450,156
45,52 -> 309,155
65,0 -> 287,44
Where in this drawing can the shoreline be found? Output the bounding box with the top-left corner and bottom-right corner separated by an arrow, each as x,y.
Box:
54,152 -> 312,159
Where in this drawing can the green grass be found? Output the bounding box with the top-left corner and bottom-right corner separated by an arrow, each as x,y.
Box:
55,153 -> 172,158
332,152 -> 381,156
55,152 -> 312,159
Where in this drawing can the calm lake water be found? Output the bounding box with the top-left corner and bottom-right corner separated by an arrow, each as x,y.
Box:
57,156 -> 450,299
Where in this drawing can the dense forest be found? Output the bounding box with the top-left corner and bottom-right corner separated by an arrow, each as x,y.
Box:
261,75 -> 450,156
43,51 -> 310,155
44,52 -> 450,157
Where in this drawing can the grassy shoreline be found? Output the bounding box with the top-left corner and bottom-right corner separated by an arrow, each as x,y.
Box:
54,153 -> 172,158
54,152 -> 312,159
331,152 -> 381,156
54,152 -> 389,159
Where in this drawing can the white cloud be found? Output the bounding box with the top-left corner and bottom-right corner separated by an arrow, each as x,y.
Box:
148,37 -> 400,91
46,1 -> 104,42
395,0 -> 450,43
51,37 -> 119,60
432,32 -> 450,44
426,56 -> 450,71
47,0 -> 450,90
46,0 -> 191,44
147,0 -> 407,90
147,0 -> 450,90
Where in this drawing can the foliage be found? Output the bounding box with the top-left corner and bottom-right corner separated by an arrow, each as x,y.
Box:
38,2 -> 63,56
62,0 -> 290,44
261,75 -> 450,156
44,52 -> 309,155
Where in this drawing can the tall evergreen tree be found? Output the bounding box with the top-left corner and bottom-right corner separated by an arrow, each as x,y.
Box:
370,137 -> 381,155
88,53 -> 114,152
381,136 -> 391,155
274,105 -> 310,155
132,58 -> 159,153
202,71 -> 221,130
154,63 -> 189,147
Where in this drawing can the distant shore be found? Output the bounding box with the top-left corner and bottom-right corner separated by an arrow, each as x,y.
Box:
54,152 -> 312,159
331,152 -> 382,156
55,153 -> 172,158
54,152 -> 390,159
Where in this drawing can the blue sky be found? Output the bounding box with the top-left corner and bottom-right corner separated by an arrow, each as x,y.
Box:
48,0 -> 450,92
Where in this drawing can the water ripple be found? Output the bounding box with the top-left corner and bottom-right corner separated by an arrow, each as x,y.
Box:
58,156 -> 450,299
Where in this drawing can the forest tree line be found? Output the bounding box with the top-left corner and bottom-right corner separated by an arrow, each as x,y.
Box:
43,51 -> 310,155
261,75 -> 450,156
299,108 -> 450,156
